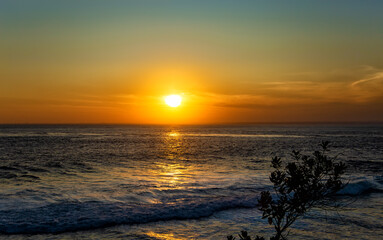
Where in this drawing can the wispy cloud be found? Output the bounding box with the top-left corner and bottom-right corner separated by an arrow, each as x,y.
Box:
195,66 -> 383,110
351,70 -> 383,87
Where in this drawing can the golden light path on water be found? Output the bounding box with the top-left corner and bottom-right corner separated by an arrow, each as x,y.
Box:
93,128 -> 271,239
146,231 -> 188,240
147,130 -> 196,191
108,129 -> 267,196
106,129 -> 235,196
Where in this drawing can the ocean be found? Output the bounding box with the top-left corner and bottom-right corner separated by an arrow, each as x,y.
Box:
0,124 -> 382,239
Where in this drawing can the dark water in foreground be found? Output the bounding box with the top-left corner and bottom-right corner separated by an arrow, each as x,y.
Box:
0,124 -> 382,239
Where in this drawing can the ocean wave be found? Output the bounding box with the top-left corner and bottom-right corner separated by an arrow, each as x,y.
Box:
337,177 -> 383,196
0,195 -> 258,234
180,133 -> 304,138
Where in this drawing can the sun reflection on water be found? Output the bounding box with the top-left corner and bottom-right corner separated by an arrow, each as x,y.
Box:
146,231 -> 188,240
168,132 -> 180,137
103,129 -> 206,202
144,130 -> 196,191
150,162 -> 192,190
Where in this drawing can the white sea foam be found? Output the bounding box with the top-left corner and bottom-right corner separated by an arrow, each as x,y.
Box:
337,177 -> 383,196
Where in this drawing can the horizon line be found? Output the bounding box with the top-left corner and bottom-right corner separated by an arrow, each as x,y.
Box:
1,121 -> 382,126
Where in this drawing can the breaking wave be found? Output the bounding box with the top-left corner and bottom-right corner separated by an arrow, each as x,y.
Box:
337,177 -> 383,196
0,195 -> 258,234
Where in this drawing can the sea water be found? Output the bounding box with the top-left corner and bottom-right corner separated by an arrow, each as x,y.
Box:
0,124 -> 382,239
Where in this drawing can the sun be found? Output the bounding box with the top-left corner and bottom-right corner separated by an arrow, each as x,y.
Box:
164,95 -> 182,107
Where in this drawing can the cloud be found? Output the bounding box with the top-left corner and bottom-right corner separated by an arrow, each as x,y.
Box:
351,70 -> 383,87
196,66 -> 383,110
348,67 -> 383,102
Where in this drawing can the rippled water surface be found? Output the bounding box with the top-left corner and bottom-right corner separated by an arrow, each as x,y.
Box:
0,124 -> 382,239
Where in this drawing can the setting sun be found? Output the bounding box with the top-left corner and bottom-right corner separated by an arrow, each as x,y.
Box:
164,95 -> 182,107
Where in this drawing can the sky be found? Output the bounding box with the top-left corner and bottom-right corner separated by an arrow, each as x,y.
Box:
1,0 -> 383,124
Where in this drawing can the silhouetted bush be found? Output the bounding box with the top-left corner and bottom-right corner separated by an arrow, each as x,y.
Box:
227,141 -> 346,240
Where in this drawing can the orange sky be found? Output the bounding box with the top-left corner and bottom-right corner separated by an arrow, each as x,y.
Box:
1,1 -> 382,124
